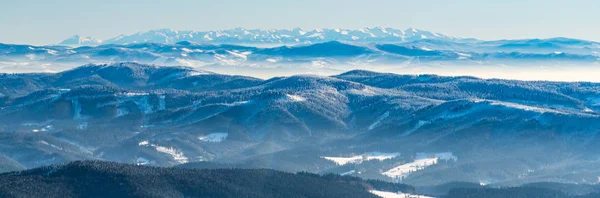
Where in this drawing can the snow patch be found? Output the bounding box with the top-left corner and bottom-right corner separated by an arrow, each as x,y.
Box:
136,157 -> 151,165
286,94 -> 306,102
58,89 -> 71,94
139,141 -> 188,164
420,47 -> 433,51
311,60 -> 328,68
322,152 -> 400,166
383,158 -> 438,180
226,50 -> 249,60
181,48 -> 203,53
198,133 -> 228,143
341,170 -> 356,176
370,190 -> 433,198
155,146 -> 188,164
489,101 -> 564,114
369,111 -> 390,130
457,52 -> 472,60
187,71 -> 210,76
124,92 -> 150,97
40,125 -> 53,132
383,152 -> 457,180
307,33 -> 324,39
46,49 -> 58,55
138,141 -> 149,146
38,140 -> 63,151
402,120 -> 430,136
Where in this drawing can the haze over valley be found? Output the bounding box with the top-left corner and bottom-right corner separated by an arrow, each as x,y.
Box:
2,27 -> 599,82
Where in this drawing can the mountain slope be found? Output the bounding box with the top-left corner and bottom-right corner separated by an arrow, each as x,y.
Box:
0,62 -> 263,96
60,35 -> 102,46
0,160 -> 410,198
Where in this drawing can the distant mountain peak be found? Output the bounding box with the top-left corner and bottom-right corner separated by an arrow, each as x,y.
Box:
60,35 -> 102,45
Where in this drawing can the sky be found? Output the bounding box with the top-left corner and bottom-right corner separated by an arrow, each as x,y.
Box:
1,0 -> 599,45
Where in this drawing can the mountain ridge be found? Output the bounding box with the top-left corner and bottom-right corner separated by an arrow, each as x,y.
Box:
59,27 -> 471,45
2,40 -> 598,76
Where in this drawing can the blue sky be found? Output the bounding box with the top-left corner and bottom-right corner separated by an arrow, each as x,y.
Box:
1,0 -> 599,44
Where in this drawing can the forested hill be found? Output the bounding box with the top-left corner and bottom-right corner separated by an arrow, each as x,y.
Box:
445,187 -> 600,198
0,160 -> 412,198
2,161 -> 600,198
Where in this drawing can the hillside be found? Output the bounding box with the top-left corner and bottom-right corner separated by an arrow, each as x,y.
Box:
0,160 -> 413,198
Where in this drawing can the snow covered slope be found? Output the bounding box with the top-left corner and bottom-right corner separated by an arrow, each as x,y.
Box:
63,27 -> 465,45
60,35 -> 103,45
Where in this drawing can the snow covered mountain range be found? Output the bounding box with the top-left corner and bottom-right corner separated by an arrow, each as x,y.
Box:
2,28 -> 600,187
3,38 -> 600,78
0,27 -> 596,81
60,27 -> 466,45
1,62 -> 600,186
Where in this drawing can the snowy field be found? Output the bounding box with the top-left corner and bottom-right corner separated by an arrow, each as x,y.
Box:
198,133 -> 229,143
383,152 -> 457,180
370,190 -> 434,198
322,152 -> 400,166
